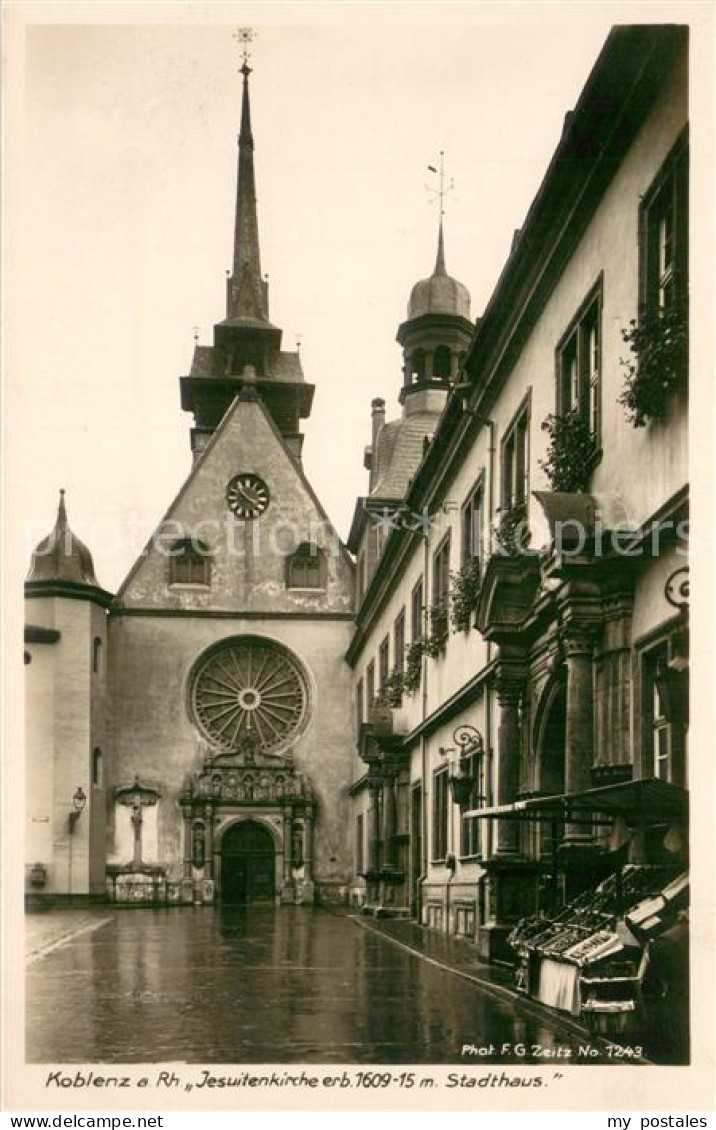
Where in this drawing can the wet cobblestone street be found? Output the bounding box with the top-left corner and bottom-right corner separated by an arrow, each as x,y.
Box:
26,906 -> 612,1064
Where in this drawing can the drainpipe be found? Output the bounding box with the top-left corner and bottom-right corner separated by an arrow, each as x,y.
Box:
417,531 -> 430,924
485,684 -> 494,862
446,789 -> 455,934
486,419 -> 496,533
486,418 -> 496,861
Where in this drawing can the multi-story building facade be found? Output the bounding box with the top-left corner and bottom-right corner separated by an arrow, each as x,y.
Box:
347,21 -> 689,999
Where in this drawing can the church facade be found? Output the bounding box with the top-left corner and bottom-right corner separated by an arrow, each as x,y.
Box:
24,58 -> 355,908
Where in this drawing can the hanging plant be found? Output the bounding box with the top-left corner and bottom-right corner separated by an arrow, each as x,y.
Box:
539,409 -> 598,492
493,502 -> 530,557
423,602 -> 449,658
403,641 -> 424,695
375,668 -> 405,709
449,559 -> 482,632
619,302 -> 688,427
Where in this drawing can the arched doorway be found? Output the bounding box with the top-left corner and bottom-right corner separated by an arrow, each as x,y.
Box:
220,821 -> 276,904
535,679 -> 567,860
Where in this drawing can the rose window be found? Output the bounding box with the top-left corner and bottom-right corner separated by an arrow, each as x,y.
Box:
191,638 -> 308,754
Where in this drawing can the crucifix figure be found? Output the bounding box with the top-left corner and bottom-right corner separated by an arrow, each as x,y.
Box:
116,776 -> 160,870
130,798 -> 145,868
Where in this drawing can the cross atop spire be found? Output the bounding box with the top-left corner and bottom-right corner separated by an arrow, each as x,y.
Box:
426,151 -> 454,220
233,27 -> 255,70
426,152 -> 454,278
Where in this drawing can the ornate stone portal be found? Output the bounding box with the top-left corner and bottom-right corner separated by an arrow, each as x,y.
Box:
180,748 -> 316,906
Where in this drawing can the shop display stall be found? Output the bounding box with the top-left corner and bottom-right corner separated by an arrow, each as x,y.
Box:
509,865 -> 688,1034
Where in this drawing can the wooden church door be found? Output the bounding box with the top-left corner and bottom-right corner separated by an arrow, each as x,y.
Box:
220,821 -> 276,903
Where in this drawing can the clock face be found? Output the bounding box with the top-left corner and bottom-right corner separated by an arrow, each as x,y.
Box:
226,474 -> 270,519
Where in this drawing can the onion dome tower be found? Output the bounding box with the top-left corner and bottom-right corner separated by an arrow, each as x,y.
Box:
396,217 -> 473,409
355,214 -> 474,522
26,490 -> 110,604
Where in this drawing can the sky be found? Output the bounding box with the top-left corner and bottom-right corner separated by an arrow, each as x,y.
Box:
8,3 -> 674,590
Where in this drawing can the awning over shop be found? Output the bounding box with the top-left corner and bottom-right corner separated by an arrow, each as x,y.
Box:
466,777 -> 688,825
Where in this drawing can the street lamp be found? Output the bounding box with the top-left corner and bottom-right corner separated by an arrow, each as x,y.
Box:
68,786 -> 87,834
439,724 -> 485,806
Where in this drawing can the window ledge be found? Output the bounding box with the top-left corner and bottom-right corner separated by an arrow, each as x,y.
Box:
168,583 -> 211,590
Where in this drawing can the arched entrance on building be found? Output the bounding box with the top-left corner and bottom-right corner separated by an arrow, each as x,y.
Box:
220,820 -> 276,904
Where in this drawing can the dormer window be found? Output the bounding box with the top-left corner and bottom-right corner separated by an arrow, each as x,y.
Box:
168,539 -> 212,586
286,543 -> 326,590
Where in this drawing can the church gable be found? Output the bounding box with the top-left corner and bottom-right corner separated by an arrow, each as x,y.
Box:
115,391 -> 354,614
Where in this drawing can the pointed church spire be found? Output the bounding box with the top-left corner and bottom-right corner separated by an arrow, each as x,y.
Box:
227,53 -> 269,322
434,218 -> 447,276
183,31 -> 314,460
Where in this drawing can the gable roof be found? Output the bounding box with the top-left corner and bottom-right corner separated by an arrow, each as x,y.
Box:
113,389 -> 353,606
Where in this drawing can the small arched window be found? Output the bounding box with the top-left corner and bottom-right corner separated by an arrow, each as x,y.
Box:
92,748 -> 103,787
92,636 -> 103,674
286,543 -> 326,590
168,539 -> 212,586
433,345 -> 452,380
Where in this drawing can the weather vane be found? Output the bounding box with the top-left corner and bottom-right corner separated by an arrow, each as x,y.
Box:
233,27 -> 255,70
425,151 -> 455,217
